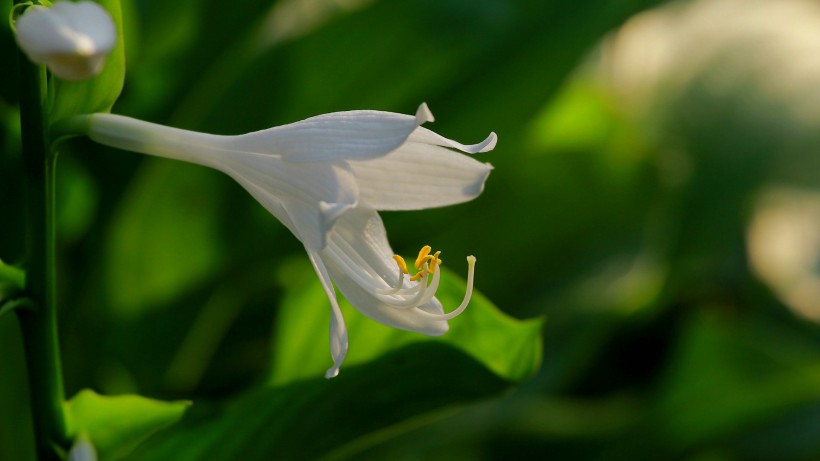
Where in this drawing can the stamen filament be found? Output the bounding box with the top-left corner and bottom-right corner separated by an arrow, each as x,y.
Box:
375,265 -> 406,295
413,266 -> 442,306
428,251 -> 441,273
383,263 -> 440,309
381,246 -> 462,312
416,256 -> 476,320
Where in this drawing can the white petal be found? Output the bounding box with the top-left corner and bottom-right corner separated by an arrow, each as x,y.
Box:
16,6 -> 68,56
228,103 -> 434,163
410,127 -> 498,154
319,207 -> 449,335
50,1 -> 117,52
349,136 -> 494,210
308,251 -> 348,379
87,114 -> 360,250
234,182 -> 297,235
222,159 -> 359,250
49,53 -> 109,81
278,198 -> 354,251
87,114 -> 227,165
15,2 -> 116,81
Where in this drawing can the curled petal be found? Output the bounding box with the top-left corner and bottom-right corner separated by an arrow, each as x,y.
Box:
410,127 -> 498,154
308,252 -> 349,379
318,207 -> 450,335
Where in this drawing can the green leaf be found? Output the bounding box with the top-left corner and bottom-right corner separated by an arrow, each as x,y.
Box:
608,310 -> 820,459
270,258 -> 543,385
0,297 -> 35,319
0,259 -> 24,289
64,389 -> 190,461
126,343 -> 510,461
0,260 -> 27,318
49,0 -> 125,123
658,313 -> 820,450
103,160 -> 227,318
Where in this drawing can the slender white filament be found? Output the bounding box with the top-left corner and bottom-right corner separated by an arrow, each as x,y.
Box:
381,264 -> 441,310
414,256 -> 476,320
374,265 -> 406,295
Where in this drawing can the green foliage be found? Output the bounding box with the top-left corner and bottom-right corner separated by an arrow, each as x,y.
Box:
652,312 -> 820,457
126,343 -> 510,461
64,389 -> 189,461
270,259 -> 543,384
102,161 -> 227,318
0,259 -> 25,309
7,0 -> 820,459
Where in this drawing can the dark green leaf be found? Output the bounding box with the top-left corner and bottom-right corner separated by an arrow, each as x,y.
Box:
65,389 -> 189,461
102,160 -> 227,318
126,343 -> 510,461
607,311 -> 820,460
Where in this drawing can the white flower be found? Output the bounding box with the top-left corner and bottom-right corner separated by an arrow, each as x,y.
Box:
15,1 -> 116,81
747,188 -> 820,323
68,103 -> 496,377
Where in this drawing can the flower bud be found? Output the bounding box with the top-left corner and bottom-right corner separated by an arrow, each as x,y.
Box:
15,1 -> 116,81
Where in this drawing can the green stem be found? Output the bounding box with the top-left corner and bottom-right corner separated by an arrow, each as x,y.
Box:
50,115 -> 91,145
15,12 -> 69,460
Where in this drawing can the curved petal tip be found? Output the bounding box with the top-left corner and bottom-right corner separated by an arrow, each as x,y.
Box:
476,132 -> 498,153
455,131 -> 498,154
324,366 -> 340,379
415,103 -> 435,125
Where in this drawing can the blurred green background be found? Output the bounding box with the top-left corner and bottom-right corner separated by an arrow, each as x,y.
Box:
4,0 -> 820,459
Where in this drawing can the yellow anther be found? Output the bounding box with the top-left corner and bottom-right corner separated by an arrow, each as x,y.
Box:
392,255 -> 409,274
394,246 -> 445,283
414,245 -> 432,270
428,251 -> 442,274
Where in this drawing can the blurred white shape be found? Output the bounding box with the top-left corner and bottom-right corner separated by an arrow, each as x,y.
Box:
15,1 -> 116,81
748,188 -> 820,321
67,434 -> 97,461
601,0 -> 820,127
259,0 -> 374,48
599,0 -> 820,318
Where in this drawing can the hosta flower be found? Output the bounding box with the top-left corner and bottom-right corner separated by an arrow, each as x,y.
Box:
14,1 -> 116,81
63,104 -> 495,377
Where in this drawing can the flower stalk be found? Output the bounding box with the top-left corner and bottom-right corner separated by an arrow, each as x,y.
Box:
15,1 -> 69,457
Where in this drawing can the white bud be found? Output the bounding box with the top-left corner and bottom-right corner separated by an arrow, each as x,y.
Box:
15,1 -> 116,81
